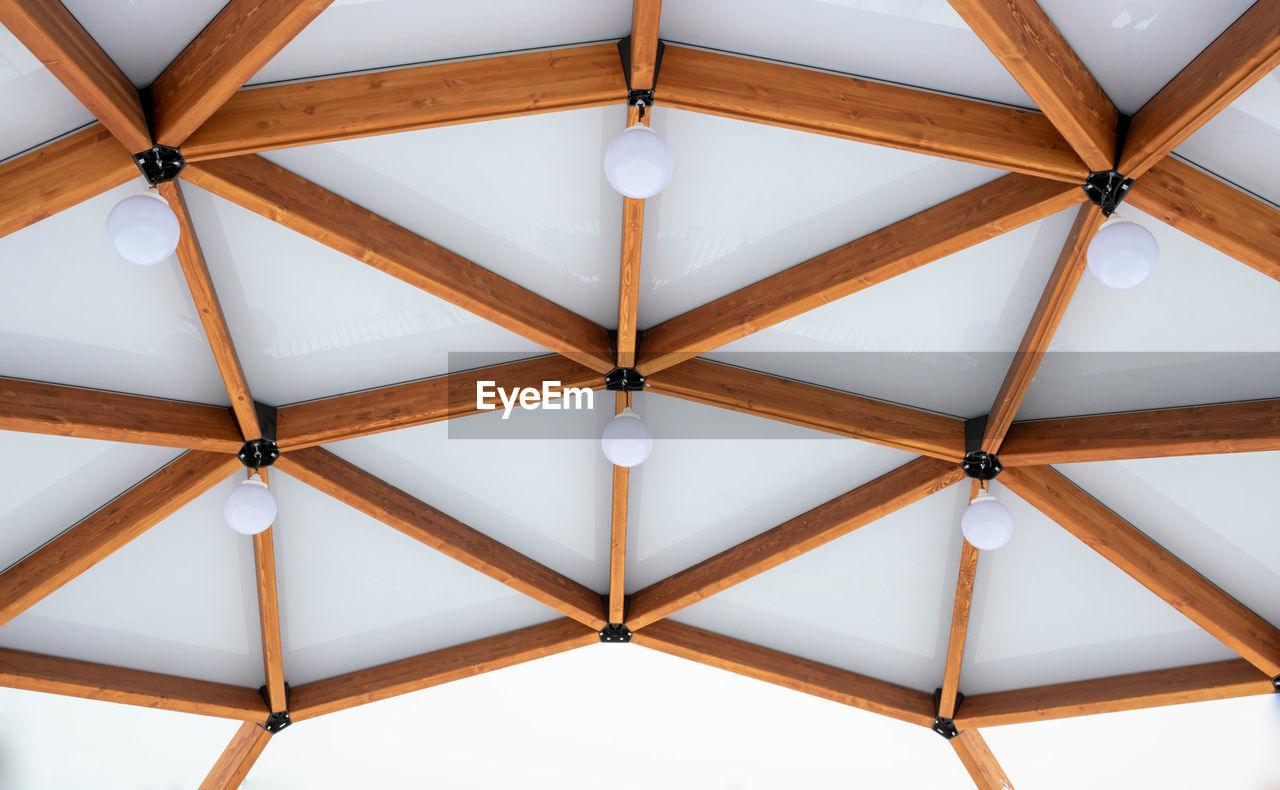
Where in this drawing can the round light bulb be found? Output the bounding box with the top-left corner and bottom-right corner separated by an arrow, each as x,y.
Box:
604,124 -> 672,199
224,476 -> 277,535
961,489 -> 1013,550
106,192 -> 180,266
1086,218 -> 1158,290
601,407 -> 653,467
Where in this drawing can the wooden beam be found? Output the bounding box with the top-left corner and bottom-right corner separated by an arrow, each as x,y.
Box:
646,358 -> 965,461
1001,465 -> 1280,676
251,472 -> 287,714
181,43 -> 626,160
628,0 -> 663,91
1126,158 -> 1280,284
627,457 -> 965,629
635,174 -> 1083,374
955,659 -> 1275,728
0,451 -> 240,625
654,45 -> 1087,181
615,104 -> 646,369
633,619 -> 936,727
0,377 -> 243,452
276,447 -> 608,629
608,392 -> 629,623
938,481 -> 982,720
947,0 -> 1118,172
157,180 -> 259,439
981,203 -> 1105,453
0,646 -> 267,720
289,619 -> 597,719
0,125 -> 137,239
0,0 -> 149,152
151,0 -> 334,147
950,730 -> 1015,790
183,156 -> 615,373
1119,0 -> 1280,178
1000,397 -> 1280,466
198,722 -> 272,790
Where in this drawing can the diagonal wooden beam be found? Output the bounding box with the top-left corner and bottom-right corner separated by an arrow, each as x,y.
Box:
0,0 -> 149,152
0,451 -> 240,625
198,722 -> 272,790
950,729 -> 1015,790
615,106 -> 647,369
277,447 -> 608,629
627,457 -> 965,629
654,45 -> 1087,181
181,43 -> 626,160
150,0 -> 334,147
948,0 -> 1118,172
646,358 -> 966,461
635,174 -> 1083,375
608,392 -> 629,623
627,0 -> 663,91
633,619 -> 936,727
981,203 -> 1105,453
939,481 -> 982,720
1001,465 -> 1280,676
0,646 -> 267,720
289,618 -> 597,720
251,470 -> 286,714
1119,0 -> 1280,179
183,155 -> 614,373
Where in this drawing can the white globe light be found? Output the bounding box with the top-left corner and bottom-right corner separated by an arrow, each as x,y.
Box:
601,407 -> 653,467
224,477 -> 277,535
961,490 -> 1013,550
106,192 -> 180,266
1086,219 -> 1158,290
604,124 -> 672,199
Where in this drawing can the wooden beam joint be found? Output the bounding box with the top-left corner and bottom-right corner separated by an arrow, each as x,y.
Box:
598,623 -> 633,643
932,688 -> 965,740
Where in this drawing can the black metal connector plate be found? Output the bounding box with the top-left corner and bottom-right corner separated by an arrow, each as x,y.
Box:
261,710 -> 292,734
1272,674 -> 1279,692
962,451 -> 1002,481
132,145 -> 185,185
599,623 -> 632,643
617,36 -> 666,92
1082,169 -> 1134,217
605,367 -> 646,392
238,438 -> 280,468
628,88 -> 655,107
254,402 -> 279,443
932,716 -> 959,739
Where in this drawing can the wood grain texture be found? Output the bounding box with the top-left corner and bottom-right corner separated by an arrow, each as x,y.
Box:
151,0 -> 334,146
636,174 -> 1083,374
1002,465 -> 1280,676
939,484 -> 981,721
950,730 -> 1015,790
0,0 -> 149,151
0,452 -> 240,625
251,471 -> 286,714
289,619 -> 597,719
0,125 -> 137,239
0,376 -> 243,451
628,0 -> 663,90
627,457 -> 965,629
646,358 -> 965,460
1119,0 -> 1280,178
948,0 -> 1117,171
608,392 -> 629,623
182,43 -> 626,159
277,447 -> 608,629
615,103 -> 647,368
198,722 -> 272,790
0,647 -> 267,720
633,620 -> 936,727
183,156 -> 614,373
654,45 -> 1087,181
158,180 -> 259,439
981,203 -> 1105,453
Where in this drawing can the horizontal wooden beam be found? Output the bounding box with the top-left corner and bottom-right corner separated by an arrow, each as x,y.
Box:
636,174 -> 1083,374
277,447 -> 608,629
949,729 -> 1015,790
956,659 -> 1274,728
654,45 -> 1088,181
0,646 -> 267,720
633,619 -> 936,727
290,618 -> 596,719
198,721 -> 272,790
182,43 -> 626,160
627,457 -> 965,629
183,156 -> 615,373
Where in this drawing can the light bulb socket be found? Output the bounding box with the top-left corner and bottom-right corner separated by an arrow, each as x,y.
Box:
132,144 -> 185,185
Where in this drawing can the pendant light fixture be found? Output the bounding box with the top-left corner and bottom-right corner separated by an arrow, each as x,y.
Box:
604,98 -> 672,199
1086,216 -> 1159,290
224,470 -> 277,535
961,485 -> 1013,550
601,407 -> 653,467
106,188 -> 180,266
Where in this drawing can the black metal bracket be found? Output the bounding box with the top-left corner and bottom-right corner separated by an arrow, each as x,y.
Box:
1272,674 -> 1280,692
237,402 -> 280,468
254,402 -> 278,443
617,36 -> 665,92
931,688 -> 964,739
132,144 -> 185,185
1082,169 -> 1133,217
605,367 -> 646,392
261,710 -> 292,733
599,623 -> 632,643
961,416 -> 1002,480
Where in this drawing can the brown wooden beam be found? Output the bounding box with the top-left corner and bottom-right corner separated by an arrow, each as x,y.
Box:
633,619 -> 936,727
646,358 -> 966,461
654,45 -> 1088,181
1001,465 -> 1280,676
615,104 -> 647,369
949,729 -> 1015,790
956,658 -> 1273,728
1119,0 -> 1280,178
183,156 -> 615,373
289,618 -> 596,719
277,447 -> 608,629
608,392 -> 629,623
628,0 -> 663,91
151,0 -> 334,147
181,43 -> 626,160
635,174 -> 1083,374
198,722 -> 272,790
0,451 -> 240,625
251,473 -> 287,714
938,480 -> 982,721
0,0 -> 150,152
627,457 -> 965,629
982,203 -> 1104,453
0,646 -> 267,720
